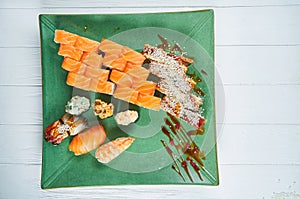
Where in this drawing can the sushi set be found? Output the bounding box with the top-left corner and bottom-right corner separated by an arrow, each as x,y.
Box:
39,11 -> 218,188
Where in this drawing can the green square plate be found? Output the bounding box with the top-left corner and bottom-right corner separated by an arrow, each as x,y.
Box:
39,10 -> 219,189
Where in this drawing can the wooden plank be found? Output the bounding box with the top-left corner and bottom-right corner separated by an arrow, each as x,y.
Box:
216,46 -> 300,85
0,48 -> 41,86
0,6 -> 300,47
217,124 -> 300,165
214,6 -> 300,46
0,87 -> 42,125
226,85 -> 300,124
2,46 -> 300,86
220,85 -> 300,124
1,0 -> 300,8
0,164 -> 299,198
0,125 -> 42,165
0,85 -> 299,125
1,124 -> 299,165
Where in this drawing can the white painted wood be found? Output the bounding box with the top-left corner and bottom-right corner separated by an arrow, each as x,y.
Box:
0,48 -> 41,86
218,124 -> 300,165
214,6 -> 300,46
0,164 -> 299,198
1,85 -> 299,125
216,46 -> 300,85
1,6 -> 300,47
1,46 -> 300,86
222,85 -> 300,124
0,1 -> 300,198
1,0 -> 300,9
1,124 -> 299,165
0,87 -> 42,125
221,85 -> 300,124
0,125 -> 42,165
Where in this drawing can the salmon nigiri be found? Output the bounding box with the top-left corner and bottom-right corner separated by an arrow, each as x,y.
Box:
95,137 -> 135,163
69,125 -> 107,156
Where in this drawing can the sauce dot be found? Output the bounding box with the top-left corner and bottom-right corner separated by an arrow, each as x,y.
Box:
181,161 -> 187,167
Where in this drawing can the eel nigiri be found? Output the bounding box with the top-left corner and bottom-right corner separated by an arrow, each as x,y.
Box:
44,113 -> 88,145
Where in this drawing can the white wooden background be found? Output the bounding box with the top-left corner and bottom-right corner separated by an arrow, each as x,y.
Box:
0,0 -> 300,198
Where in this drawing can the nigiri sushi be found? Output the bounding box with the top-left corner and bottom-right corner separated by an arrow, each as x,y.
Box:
95,137 -> 135,163
69,125 -> 107,156
44,113 -> 88,145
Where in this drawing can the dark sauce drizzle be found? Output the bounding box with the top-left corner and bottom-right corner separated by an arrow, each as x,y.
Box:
161,114 -> 206,182
194,87 -> 206,97
161,140 -> 185,181
189,72 -> 202,83
156,34 -> 207,182
157,34 -> 170,51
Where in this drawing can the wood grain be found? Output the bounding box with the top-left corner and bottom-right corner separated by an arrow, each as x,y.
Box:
0,164 -> 299,198
0,0 -> 299,198
1,0 -> 300,8
0,6 -> 300,47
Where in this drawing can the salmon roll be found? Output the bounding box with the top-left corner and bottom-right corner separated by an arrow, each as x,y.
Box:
103,53 -> 120,67
109,70 -> 133,88
98,39 -> 123,55
124,62 -> 142,73
61,57 -> 82,72
66,72 -> 91,91
113,86 -> 138,104
54,30 -> 78,45
58,44 -> 83,61
75,36 -> 100,52
96,81 -> 115,95
126,67 -> 150,82
121,49 -> 146,66
137,94 -> 161,111
132,81 -> 157,96
82,51 -> 103,68
84,67 -> 109,82
80,51 -> 90,62
109,57 -> 127,72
